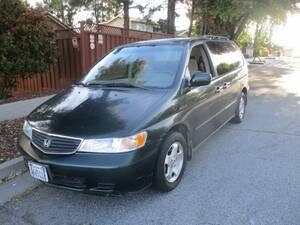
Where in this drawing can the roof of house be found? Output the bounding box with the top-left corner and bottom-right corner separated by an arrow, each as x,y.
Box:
44,12 -> 71,30
100,14 -> 158,26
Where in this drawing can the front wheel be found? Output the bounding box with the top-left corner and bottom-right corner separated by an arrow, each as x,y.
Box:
232,92 -> 247,123
153,132 -> 187,192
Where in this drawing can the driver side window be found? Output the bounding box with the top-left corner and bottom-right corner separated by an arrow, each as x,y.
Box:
185,44 -> 211,82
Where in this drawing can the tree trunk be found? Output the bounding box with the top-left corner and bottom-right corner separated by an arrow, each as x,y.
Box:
167,0 -> 176,34
123,0 -> 130,30
232,14 -> 250,41
202,19 -> 207,35
188,0 -> 195,37
94,0 -> 99,24
267,21 -> 275,42
253,22 -> 262,58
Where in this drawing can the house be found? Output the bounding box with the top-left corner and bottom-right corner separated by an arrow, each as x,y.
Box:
100,14 -> 160,33
43,12 -> 72,31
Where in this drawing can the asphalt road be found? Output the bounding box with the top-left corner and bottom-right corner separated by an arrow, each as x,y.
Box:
1,58 -> 300,225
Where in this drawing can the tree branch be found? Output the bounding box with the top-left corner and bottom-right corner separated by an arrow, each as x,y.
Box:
233,14 -> 250,40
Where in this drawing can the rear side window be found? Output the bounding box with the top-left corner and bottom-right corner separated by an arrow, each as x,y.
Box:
206,41 -> 243,76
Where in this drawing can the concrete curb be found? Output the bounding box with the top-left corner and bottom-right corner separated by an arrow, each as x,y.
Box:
0,157 -> 27,182
0,172 -> 40,205
0,157 -> 41,205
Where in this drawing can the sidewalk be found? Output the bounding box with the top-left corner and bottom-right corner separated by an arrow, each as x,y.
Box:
0,95 -> 53,122
0,95 -> 54,205
247,57 -> 279,72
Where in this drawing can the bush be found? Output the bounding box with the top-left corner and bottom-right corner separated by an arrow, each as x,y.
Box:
0,0 -> 56,99
260,47 -> 269,57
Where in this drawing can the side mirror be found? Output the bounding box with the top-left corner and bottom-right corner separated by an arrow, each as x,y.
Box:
190,72 -> 212,87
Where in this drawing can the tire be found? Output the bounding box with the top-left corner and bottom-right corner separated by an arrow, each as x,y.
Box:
153,132 -> 187,192
231,92 -> 247,123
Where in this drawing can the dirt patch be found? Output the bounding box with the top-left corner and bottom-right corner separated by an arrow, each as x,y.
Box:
0,118 -> 24,164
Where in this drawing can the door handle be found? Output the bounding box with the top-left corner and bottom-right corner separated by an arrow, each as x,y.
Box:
223,82 -> 231,89
215,86 -> 222,94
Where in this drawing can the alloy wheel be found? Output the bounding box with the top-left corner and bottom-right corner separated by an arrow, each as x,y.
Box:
164,142 -> 184,183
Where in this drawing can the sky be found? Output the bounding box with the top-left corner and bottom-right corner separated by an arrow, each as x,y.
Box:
272,13 -> 300,50
28,0 -> 300,49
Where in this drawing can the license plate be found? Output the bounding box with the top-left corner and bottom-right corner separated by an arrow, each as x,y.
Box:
28,162 -> 49,182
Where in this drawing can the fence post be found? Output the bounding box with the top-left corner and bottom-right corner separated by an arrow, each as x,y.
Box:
80,22 -> 87,74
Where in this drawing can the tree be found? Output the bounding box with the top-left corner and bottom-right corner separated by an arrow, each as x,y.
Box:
193,0 -> 295,40
167,0 -> 176,34
122,0 -> 130,30
64,0 -> 87,26
84,0 -> 121,24
253,21 -> 269,58
157,19 -> 169,33
139,4 -> 163,21
36,0 -> 64,22
0,0 -> 56,99
36,0 -> 85,27
236,29 -> 253,52
187,0 -> 196,37
92,0 -> 132,29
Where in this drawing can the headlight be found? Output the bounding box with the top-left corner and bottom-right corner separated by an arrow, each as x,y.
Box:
78,131 -> 147,153
23,120 -> 32,139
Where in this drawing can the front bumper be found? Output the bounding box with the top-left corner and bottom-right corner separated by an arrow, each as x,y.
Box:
18,134 -> 160,194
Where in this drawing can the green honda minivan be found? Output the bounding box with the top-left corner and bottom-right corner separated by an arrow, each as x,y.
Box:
18,36 -> 249,194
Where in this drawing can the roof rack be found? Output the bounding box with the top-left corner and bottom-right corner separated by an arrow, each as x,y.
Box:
201,35 -> 229,40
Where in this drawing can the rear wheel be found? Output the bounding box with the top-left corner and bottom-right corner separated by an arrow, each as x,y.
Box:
154,132 -> 187,192
232,92 -> 247,123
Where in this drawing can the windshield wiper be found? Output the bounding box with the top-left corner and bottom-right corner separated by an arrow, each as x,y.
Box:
100,82 -> 146,89
83,82 -> 106,87
75,82 -> 89,87
82,81 -> 147,89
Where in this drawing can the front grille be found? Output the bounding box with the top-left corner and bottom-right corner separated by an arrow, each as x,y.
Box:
31,129 -> 82,154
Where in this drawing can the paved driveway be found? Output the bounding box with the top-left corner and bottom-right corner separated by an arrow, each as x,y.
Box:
0,95 -> 53,122
1,58 -> 300,225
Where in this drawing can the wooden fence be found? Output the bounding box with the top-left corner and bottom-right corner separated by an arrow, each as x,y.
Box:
14,23 -> 172,95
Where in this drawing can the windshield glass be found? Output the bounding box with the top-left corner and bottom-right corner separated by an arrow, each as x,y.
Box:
82,45 -> 184,88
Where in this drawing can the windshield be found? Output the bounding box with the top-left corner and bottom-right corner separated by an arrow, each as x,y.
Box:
81,45 -> 184,88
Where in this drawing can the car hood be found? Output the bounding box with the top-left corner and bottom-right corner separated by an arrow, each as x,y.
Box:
27,86 -> 168,138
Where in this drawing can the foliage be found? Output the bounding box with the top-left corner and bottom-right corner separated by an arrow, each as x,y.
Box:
137,3 -> 163,22
192,0 -> 295,40
0,0 -> 56,99
36,0 -> 85,26
253,27 -> 269,57
84,0 -> 122,24
157,19 -> 168,33
36,0 -> 62,18
236,29 -> 253,50
259,47 -> 270,57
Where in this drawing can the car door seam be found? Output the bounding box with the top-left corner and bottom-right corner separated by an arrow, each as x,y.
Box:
195,100 -> 237,131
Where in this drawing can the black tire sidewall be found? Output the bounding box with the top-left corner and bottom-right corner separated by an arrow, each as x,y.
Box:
154,132 -> 187,192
